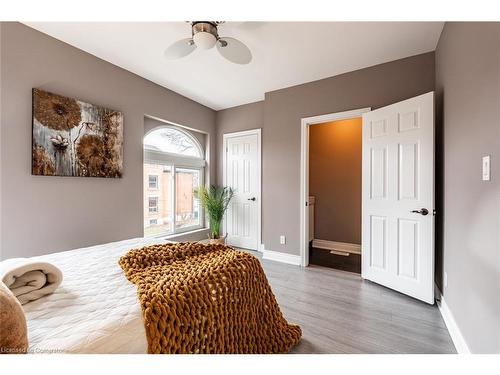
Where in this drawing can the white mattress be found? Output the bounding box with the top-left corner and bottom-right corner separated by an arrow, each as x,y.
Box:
20,237 -> 171,354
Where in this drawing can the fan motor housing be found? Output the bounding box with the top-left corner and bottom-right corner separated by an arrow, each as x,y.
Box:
192,22 -> 219,39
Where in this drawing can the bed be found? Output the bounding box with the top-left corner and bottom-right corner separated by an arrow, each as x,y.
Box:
14,237 -> 301,354
20,237 -> 171,354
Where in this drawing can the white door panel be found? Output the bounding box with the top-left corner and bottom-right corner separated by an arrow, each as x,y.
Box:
224,131 -> 261,250
362,92 -> 434,304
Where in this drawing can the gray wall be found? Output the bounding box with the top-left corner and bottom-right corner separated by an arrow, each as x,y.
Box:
0,23 -> 216,259
435,22 -> 500,353
309,119 -> 362,244
217,52 -> 435,254
215,101 -> 264,185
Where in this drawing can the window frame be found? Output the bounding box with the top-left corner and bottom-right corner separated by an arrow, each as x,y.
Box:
143,126 -> 206,238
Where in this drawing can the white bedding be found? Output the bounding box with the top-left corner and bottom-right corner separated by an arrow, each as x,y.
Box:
19,237 -> 171,354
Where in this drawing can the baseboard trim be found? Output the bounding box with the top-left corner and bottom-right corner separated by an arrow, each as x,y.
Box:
435,285 -> 470,354
312,239 -> 361,255
261,249 -> 301,266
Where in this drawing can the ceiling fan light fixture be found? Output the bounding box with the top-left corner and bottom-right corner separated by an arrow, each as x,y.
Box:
164,21 -> 252,64
191,22 -> 218,50
193,31 -> 217,49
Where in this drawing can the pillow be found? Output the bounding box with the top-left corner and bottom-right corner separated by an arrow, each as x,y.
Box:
0,281 -> 28,354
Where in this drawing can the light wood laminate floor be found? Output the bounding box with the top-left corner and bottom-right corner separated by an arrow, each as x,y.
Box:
250,251 -> 456,354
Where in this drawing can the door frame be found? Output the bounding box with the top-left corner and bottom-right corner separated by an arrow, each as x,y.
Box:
223,128 -> 262,251
300,108 -> 371,267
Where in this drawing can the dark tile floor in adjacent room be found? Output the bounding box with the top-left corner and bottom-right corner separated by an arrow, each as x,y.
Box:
309,246 -> 361,273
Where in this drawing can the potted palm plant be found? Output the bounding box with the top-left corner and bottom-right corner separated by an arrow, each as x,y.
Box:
195,185 -> 234,244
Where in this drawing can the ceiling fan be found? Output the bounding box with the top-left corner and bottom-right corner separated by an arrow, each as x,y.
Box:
164,21 -> 252,65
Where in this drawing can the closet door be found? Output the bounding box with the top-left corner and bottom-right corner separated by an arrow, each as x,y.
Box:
223,130 -> 261,250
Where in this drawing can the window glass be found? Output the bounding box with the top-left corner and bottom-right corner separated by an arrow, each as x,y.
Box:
144,127 -> 202,157
144,164 -> 173,236
148,175 -> 158,189
148,197 -> 158,213
175,168 -> 201,230
144,126 -> 204,237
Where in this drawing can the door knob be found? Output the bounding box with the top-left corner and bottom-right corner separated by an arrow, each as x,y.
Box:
411,208 -> 429,216
247,197 -> 256,201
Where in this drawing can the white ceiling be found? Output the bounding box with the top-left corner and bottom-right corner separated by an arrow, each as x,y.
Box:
25,22 -> 444,110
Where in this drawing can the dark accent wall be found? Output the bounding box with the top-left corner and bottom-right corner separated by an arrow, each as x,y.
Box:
0,23 -> 216,259
435,22 -> 500,353
216,52 -> 435,255
309,118 -> 362,244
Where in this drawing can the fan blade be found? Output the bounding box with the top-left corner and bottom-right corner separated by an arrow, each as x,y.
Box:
164,38 -> 196,59
216,37 -> 252,64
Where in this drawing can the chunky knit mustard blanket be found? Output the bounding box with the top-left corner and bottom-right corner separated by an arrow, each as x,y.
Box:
119,242 -> 301,354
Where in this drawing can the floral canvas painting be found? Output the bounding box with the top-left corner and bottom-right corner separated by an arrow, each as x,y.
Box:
32,89 -> 123,178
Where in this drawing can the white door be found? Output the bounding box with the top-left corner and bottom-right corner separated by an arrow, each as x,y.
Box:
224,130 -> 261,250
362,92 -> 435,304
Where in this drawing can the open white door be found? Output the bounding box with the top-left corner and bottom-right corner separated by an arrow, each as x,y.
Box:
362,92 -> 434,304
223,129 -> 261,250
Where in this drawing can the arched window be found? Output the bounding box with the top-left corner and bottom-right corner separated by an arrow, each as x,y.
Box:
144,127 -> 203,158
143,126 -> 205,237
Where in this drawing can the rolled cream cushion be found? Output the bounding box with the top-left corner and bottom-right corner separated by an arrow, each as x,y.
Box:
0,281 -> 28,354
0,259 -> 63,305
